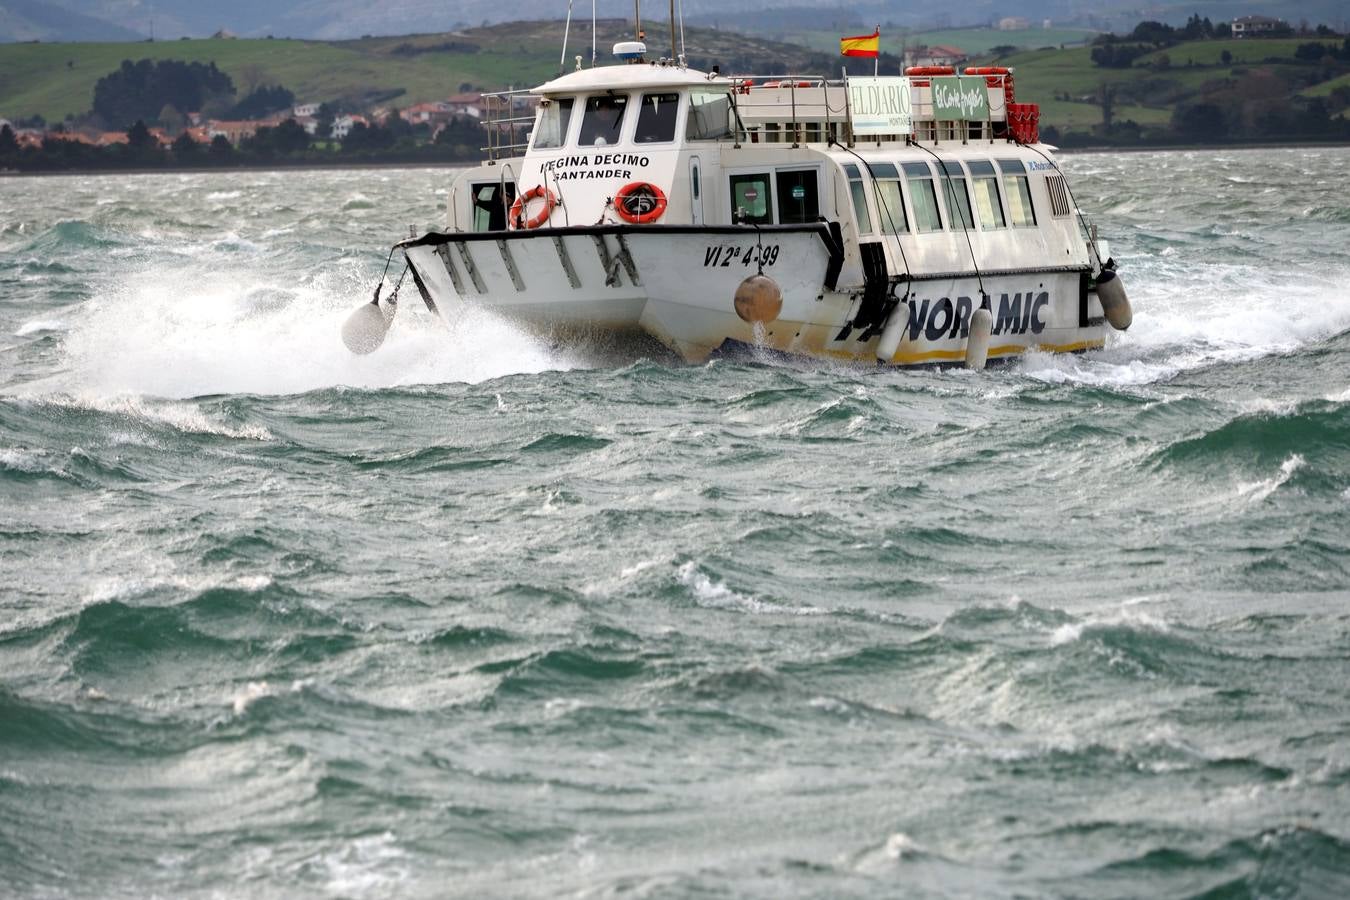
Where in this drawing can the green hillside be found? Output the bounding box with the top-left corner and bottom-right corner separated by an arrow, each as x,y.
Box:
971,37 -> 1349,141
0,20 -> 870,124
0,35 -> 550,123
767,26 -> 1098,56
1,24 -> 1346,146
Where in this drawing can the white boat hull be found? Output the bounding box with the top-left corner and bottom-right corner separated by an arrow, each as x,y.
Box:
401,224 -> 1110,366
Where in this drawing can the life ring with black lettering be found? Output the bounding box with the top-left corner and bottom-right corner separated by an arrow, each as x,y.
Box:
509,185 -> 557,230
613,182 -> 668,224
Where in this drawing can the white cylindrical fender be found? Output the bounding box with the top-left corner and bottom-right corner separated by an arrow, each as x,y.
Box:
875,299 -> 909,363
1094,269 -> 1132,331
965,306 -> 992,370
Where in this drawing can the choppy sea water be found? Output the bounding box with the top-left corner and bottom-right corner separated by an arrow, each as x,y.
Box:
2,149 -> 1349,899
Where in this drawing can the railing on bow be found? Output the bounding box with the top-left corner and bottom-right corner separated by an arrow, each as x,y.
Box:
479,88 -> 538,162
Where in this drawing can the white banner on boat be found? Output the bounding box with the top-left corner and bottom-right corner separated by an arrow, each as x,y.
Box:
846,76 -> 913,135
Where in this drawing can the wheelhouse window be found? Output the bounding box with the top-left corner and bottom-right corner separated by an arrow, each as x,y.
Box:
968,159 -> 1006,229
686,90 -> 736,140
843,164 -> 872,235
579,94 -> 628,147
775,169 -> 819,224
939,160 -> 974,230
531,98 -> 573,149
998,158 -> 1036,227
869,162 -> 908,234
903,162 -> 943,232
730,173 -> 773,224
635,92 -> 680,143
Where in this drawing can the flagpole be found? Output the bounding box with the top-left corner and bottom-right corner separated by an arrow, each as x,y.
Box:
874,25 -> 879,77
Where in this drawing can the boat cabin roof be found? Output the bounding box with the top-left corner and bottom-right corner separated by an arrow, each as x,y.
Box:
534,63 -> 728,96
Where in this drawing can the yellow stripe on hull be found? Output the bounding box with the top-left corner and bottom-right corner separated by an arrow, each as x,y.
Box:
888,339 -> 1105,366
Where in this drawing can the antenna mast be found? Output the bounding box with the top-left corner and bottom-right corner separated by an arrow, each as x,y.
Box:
635,0 -> 642,41
677,0 -> 687,60
560,0 -> 575,73
669,0 -> 676,60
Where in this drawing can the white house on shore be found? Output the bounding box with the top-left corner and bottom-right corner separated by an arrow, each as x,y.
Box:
330,114 -> 369,139
1232,15 -> 1285,37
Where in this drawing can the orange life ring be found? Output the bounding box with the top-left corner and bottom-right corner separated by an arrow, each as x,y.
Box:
613,182 -> 668,224
508,185 -> 557,229
905,65 -> 956,76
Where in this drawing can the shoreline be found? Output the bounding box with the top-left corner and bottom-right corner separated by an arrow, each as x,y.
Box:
0,160 -> 476,178
3,140 -> 1349,178
1057,140 -> 1350,154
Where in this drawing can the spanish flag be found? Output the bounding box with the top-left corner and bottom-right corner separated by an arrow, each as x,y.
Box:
840,29 -> 880,58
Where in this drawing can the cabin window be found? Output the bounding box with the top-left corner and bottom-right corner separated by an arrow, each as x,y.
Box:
531,98 -> 573,149
938,160 -> 974,230
997,158 -> 1036,227
869,162 -> 908,234
471,182 -> 516,232
775,170 -> 819,224
635,92 -> 680,143
686,90 -> 735,141
579,94 -> 628,147
843,164 -> 872,235
903,162 -> 943,232
967,159 -> 1006,229
729,173 -> 773,224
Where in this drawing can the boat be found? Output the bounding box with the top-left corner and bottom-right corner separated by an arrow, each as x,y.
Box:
342,28 -> 1132,370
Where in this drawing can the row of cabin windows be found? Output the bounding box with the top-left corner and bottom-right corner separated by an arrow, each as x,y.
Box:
730,170 -> 821,225
845,158 -> 1038,236
532,90 -> 735,150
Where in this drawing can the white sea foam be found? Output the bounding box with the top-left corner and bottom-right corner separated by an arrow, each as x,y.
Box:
0,447 -> 53,473
316,831 -> 408,897
45,260 -> 579,398
676,560 -> 824,616
1018,262 -> 1350,387
16,393 -> 272,440
83,572 -> 273,606
231,681 -> 274,715
15,319 -> 66,336
1049,603 -> 1171,647
1236,454 -> 1305,503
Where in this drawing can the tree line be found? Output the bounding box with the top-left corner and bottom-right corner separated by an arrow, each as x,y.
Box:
0,115 -> 488,172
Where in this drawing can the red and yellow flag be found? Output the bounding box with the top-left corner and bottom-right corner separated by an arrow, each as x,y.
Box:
840,29 -> 880,58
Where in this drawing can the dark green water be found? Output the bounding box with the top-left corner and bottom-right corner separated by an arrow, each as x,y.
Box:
2,150 -> 1349,898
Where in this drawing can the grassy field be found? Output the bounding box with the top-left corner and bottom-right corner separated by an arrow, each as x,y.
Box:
1,39 -> 454,122
1302,71 -> 1350,97
1,25 -> 1344,137
964,38 -> 1348,135
0,20 -> 880,124
1134,37 -> 1342,67
764,26 -> 1098,57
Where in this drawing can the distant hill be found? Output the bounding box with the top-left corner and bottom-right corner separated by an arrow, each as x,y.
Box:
13,0 -> 1350,43
0,19 -> 900,124
0,0 -> 141,43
